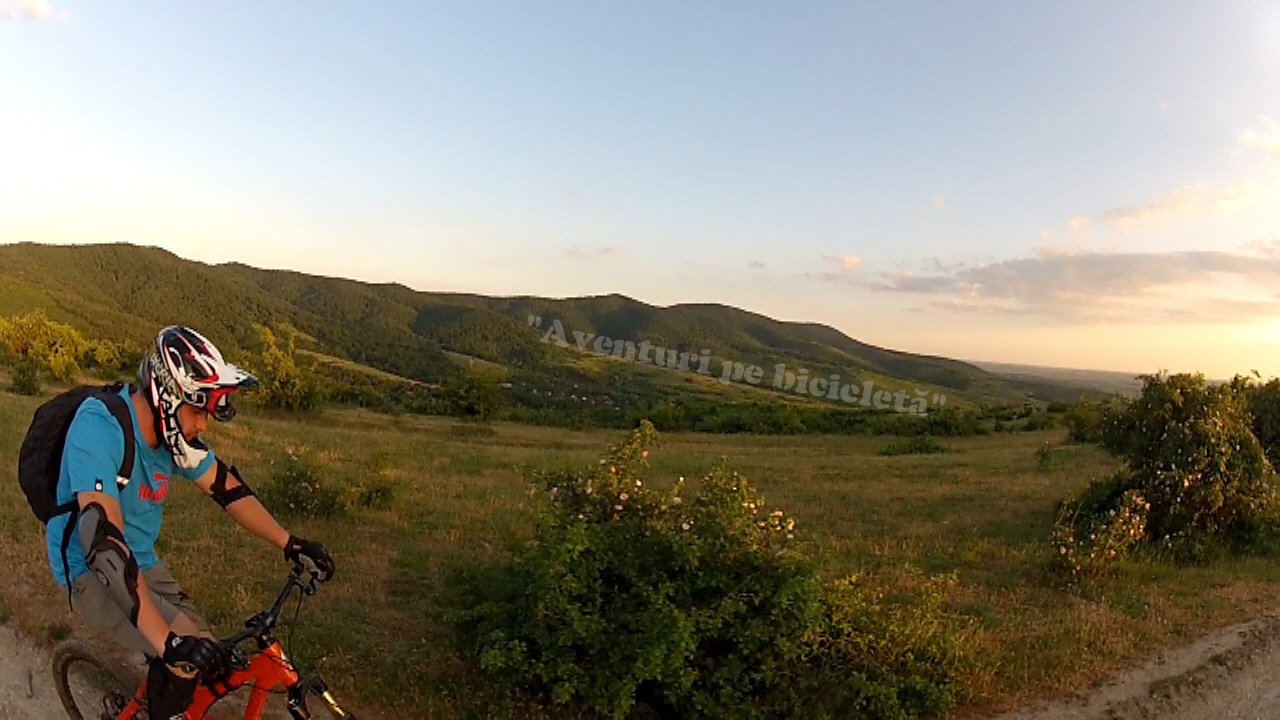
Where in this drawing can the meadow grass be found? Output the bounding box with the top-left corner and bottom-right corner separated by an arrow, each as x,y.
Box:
3,388 -> 1280,717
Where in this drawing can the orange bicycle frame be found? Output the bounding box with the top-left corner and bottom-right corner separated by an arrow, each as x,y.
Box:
116,641 -> 300,720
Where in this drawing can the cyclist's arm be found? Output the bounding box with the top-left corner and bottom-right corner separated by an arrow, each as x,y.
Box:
62,400 -> 172,656
75,490 -> 172,656
192,461 -> 289,550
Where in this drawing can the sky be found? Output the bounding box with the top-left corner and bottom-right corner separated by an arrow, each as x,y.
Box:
2,1 -> 1279,378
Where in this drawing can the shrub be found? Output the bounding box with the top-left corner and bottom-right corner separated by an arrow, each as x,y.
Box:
1064,400 -> 1105,444
452,421 -> 974,719
444,372 -> 501,420
879,436 -> 948,456
1051,479 -> 1149,579
1243,377 -> 1280,468
253,326 -> 321,412
0,310 -> 89,384
348,471 -> 398,510
9,356 -> 40,396
1035,443 -> 1053,470
1049,373 -> 1280,569
257,452 -> 345,519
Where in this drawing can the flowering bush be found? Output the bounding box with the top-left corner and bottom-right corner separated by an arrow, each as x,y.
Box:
1051,478 -> 1148,578
453,421 -> 973,719
1051,373 -> 1280,572
1243,377 -> 1280,469
257,451 -> 346,519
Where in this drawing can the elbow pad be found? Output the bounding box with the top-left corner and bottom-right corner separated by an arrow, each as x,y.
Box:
210,459 -> 256,509
77,502 -> 142,627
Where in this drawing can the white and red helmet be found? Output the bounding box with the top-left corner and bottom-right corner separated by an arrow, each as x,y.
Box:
139,326 -> 258,469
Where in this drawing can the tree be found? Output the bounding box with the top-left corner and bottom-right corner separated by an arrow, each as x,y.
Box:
0,310 -> 90,386
444,372 -> 501,420
253,325 -> 321,411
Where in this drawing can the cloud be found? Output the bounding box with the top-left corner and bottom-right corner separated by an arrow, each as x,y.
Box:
565,245 -> 623,259
1239,115 -> 1280,162
0,0 -> 59,21
931,193 -> 946,212
1240,237 -> 1280,259
747,260 -> 766,269
1042,119 -> 1278,243
869,250 -> 1280,323
822,254 -> 862,272
1101,181 -> 1262,232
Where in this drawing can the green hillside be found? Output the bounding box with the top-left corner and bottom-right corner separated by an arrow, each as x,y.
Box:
0,242 -> 1098,416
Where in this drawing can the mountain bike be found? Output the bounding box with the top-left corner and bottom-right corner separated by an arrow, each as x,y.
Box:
52,566 -> 355,719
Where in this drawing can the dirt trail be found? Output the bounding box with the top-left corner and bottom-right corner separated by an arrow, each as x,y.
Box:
0,624 -> 288,719
6,617 -> 1280,719
993,614 -> 1280,720
0,625 -> 63,719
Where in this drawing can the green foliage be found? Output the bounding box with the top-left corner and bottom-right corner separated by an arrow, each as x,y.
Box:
349,470 -> 399,510
1064,400 -> 1106,444
253,326 -> 321,412
879,436 -> 948,456
84,338 -> 142,380
1243,376 -> 1280,468
444,372 -> 501,420
453,421 -> 974,719
257,452 -> 346,519
9,356 -> 40,396
1051,478 -> 1148,579
1034,443 -> 1053,470
1050,373 -> 1280,570
0,309 -> 89,383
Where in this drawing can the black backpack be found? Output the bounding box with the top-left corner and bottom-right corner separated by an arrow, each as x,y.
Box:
18,383 -> 136,594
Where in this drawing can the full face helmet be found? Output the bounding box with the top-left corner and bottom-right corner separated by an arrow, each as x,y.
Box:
138,326 -> 259,469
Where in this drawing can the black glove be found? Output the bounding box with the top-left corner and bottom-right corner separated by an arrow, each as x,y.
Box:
161,631 -> 224,678
284,535 -> 335,581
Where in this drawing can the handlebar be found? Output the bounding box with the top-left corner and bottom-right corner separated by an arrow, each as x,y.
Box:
217,564 -> 323,669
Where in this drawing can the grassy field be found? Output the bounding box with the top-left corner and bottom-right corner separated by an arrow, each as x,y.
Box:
4,386 -> 1280,718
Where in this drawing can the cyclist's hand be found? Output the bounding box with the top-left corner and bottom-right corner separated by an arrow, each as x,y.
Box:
284,535 -> 335,581
161,631 -> 224,678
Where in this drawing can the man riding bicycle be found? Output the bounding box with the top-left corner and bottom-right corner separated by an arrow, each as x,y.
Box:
42,326 -> 335,719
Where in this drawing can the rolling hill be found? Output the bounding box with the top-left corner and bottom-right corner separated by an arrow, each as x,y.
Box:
0,242 -> 1105,410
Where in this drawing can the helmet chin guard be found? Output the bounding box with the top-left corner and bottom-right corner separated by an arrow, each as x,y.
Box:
139,326 -> 258,470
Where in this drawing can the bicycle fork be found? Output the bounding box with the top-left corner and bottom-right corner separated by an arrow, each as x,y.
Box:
287,677 -> 355,719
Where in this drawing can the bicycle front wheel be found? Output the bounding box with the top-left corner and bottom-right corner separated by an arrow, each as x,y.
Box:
51,640 -> 144,720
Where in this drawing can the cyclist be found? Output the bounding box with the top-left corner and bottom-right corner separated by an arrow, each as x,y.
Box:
43,326 -> 336,719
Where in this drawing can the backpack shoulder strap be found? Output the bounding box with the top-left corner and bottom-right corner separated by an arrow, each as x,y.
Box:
96,390 -> 136,488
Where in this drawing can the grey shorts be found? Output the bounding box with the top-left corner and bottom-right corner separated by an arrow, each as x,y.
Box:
70,561 -> 210,658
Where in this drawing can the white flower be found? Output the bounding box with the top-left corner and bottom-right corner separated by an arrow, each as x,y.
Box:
619,492 -> 629,501
614,505 -> 624,511
681,522 -> 691,531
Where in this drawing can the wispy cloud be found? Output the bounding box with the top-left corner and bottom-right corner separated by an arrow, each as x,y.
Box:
1101,181 -> 1261,232
0,0 -> 64,21
1041,118 -> 1278,243
1238,115 -> 1280,162
564,245 -> 623,259
1240,237 -> 1280,259
931,193 -> 946,212
870,250 -> 1280,323
747,260 -> 765,269
805,254 -> 864,284
822,254 -> 862,271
